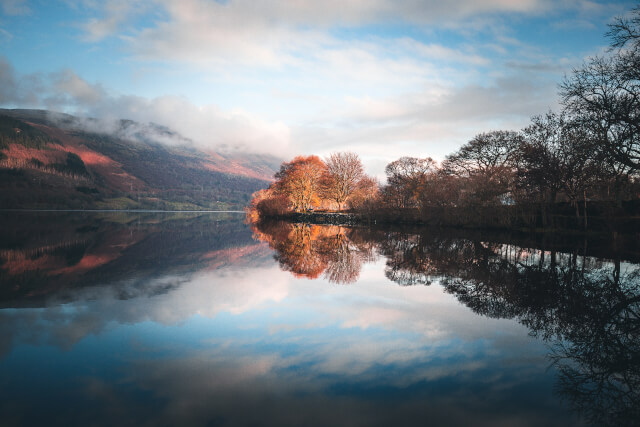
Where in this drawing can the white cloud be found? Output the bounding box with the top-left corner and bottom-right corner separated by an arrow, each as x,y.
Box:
0,56 -> 41,105
77,93 -> 292,155
63,0 -> 154,42
51,69 -> 107,106
289,73 -> 559,170
114,0 -> 552,73
69,0 -> 575,71
2,0 -> 622,174
0,58 -> 292,156
0,0 -> 29,16
78,0 -> 558,45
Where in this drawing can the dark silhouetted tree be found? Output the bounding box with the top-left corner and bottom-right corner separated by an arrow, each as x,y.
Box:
383,156 -> 437,209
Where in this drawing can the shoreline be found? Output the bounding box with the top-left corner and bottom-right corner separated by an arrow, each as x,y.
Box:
259,210 -> 640,236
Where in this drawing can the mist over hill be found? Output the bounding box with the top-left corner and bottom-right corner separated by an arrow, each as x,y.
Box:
0,109 -> 280,210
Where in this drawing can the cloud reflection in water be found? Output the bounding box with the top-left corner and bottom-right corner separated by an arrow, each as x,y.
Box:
2,214 -> 637,425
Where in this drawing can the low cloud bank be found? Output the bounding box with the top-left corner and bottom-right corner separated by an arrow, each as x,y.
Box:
0,57 -> 292,156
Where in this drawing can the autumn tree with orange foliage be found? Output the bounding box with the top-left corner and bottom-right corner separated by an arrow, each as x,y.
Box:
245,187 -> 288,223
246,152 -> 379,221
275,155 -> 327,212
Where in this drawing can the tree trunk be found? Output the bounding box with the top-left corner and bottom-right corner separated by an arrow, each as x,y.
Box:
583,189 -> 588,230
614,176 -> 623,208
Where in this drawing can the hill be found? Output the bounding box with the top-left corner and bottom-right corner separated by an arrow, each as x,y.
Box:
0,109 -> 280,210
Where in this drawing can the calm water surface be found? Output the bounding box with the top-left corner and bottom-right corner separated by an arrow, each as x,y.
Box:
0,212 -> 638,426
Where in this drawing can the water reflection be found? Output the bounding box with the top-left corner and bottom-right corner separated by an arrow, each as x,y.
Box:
0,211 -> 267,306
253,222 -> 375,283
0,214 -> 638,426
251,220 -> 640,425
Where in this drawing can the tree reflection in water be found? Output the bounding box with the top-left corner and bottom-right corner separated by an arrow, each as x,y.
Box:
252,221 -> 374,284
252,221 -> 640,426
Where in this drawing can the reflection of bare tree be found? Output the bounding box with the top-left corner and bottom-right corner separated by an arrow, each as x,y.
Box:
377,229 -> 640,426
377,231 -> 498,287
322,232 -> 361,284
548,269 -> 640,427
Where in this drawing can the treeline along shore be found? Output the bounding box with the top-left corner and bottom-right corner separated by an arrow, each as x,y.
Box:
266,202 -> 640,233
247,6 -> 640,234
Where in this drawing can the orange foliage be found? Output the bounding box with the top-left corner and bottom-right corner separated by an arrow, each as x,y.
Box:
72,148 -> 115,166
245,155 -> 328,222
2,254 -> 61,275
245,187 -> 289,222
2,143 -> 66,164
246,152 -> 382,222
251,221 -> 373,284
275,155 -> 327,212
49,254 -> 118,275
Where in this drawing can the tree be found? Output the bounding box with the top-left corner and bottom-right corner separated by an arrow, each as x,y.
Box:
245,186 -> 289,222
417,170 -> 461,209
275,155 -> 326,212
521,112 -> 601,227
443,130 -> 521,179
561,5 -> 640,172
561,56 -> 640,172
443,130 -> 522,206
383,156 -> 436,209
348,175 -> 379,211
606,2 -> 640,81
519,112 -> 568,205
324,152 -> 364,210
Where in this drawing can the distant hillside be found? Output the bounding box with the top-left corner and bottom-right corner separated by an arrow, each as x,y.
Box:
0,109 -> 280,210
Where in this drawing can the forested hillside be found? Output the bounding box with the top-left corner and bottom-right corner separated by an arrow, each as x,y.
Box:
0,109 -> 279,210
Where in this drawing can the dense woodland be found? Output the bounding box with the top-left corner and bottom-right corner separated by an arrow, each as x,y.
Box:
248,6 -> 640,231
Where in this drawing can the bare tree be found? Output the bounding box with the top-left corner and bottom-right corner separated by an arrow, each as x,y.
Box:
324,152 -> 364,210
522,112 -> 602,228
561,5 -> 640,172
561,56 -> 640,172
443,130 -> 522,206
519,112 -> 568,205
443,130 -> 522,179
606,3 -> 640,52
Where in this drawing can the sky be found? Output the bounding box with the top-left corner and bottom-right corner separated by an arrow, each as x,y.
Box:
0,0 -> 637,175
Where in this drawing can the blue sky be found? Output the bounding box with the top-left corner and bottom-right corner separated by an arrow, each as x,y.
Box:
0,0 -> 637,174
